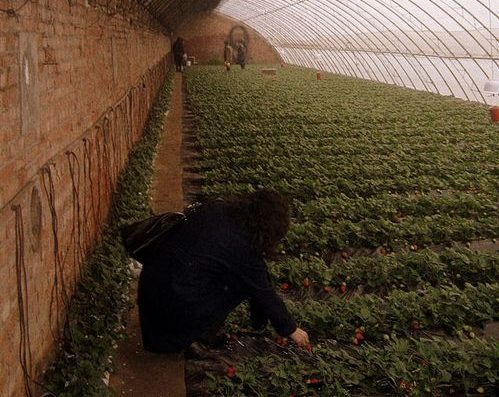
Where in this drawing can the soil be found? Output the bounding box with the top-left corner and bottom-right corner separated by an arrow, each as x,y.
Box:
109,72 -> 187,397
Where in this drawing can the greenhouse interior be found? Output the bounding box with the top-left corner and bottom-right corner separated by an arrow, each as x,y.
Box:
1,0 -> 498,396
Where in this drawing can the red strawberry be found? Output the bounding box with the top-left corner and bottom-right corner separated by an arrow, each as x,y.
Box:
303,278 -> 311,288
355,327 -> 365,335
229,334 -> 239,342
280,283 -> 289,292
225,366 -> 236,378
411,320 -> 421,331
306,377 -> 321,385
305,343 -> 313,352
399,380 -> 412,390
340,282 -> 347,294
355,332 -> 365,342
323,286 -> 333,293
275,336 -> 288,346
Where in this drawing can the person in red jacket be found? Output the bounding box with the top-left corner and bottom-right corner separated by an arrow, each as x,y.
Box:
137,189 -> 309,353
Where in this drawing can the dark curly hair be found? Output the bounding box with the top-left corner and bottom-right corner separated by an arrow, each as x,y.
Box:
226,189 -> 290,257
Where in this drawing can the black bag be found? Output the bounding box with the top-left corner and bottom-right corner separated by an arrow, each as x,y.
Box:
120,212 -> 186,263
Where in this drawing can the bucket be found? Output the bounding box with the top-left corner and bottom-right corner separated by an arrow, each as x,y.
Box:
316,72 -> 321,81
490,106 -> 499,122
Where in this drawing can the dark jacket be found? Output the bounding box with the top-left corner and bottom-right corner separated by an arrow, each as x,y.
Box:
172,39 -> 184,62
236,43 -> 247,65
137,201 -> 296,353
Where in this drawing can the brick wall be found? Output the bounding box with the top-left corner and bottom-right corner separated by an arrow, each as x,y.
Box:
177,12 -> 281,65
0,1 -> 170,396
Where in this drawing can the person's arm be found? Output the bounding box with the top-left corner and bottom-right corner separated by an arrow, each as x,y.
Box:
239,261 -> 310,347
237,259 -> 296,337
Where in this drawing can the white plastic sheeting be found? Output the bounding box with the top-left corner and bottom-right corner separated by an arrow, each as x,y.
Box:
216,0 -> 499,104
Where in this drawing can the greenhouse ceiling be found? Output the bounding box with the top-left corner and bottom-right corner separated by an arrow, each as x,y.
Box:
141,0 -> 499,104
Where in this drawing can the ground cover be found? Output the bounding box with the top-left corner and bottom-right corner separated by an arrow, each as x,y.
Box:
183,66 -> 498,396
43,70 -> 175,396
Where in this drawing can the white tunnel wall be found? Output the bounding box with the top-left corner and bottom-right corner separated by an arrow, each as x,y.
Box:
216,0 -> 499,105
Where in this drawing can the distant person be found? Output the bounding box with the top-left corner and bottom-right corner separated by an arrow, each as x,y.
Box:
236,40 -> 247,69
172,37 -> 185,72
223,40 -> 233,71
136,189 -> 310,353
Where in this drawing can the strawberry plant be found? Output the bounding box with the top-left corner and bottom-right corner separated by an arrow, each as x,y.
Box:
184,65 -> 499,396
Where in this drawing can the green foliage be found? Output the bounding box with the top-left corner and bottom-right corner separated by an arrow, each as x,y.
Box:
269,246 -> 499,293
184,66 -> 499,396
185,66 -> 498,252
209,338 -> 499,396
43,70 -> 175,396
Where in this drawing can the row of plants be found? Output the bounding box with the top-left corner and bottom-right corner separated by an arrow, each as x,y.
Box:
269,246 -> 499,294
184,66 -> 498,396
210,337 -> 497,396
186,67 -> 498,253
227,282 -> 497,344
285,282 -> 498,343
43,70 -> 174,396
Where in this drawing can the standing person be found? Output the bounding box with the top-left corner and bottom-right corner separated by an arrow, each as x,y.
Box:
237,40 -> 247,69
172,37 -> 185,72
136,189 -> 310,353
223,40 -> 233,71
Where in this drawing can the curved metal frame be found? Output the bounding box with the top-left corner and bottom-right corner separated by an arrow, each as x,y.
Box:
215,0 -> 498,104
138,0 -> 499,104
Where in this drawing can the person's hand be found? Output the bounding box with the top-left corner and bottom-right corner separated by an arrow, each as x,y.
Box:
289,328 -> 309,348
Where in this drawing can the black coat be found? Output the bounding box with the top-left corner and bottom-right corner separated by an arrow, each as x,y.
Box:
172,39 -> 184,63
137,201 -> 296,353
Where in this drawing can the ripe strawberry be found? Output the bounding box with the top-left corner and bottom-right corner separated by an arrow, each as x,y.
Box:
225,366 -> 236,378
229,334 -> 239,342
399,380 -> 412,390
280,283 -> 289,292
303,278 -> 311,288
305,377 -> 321,385
340,282 -> 347,294
275,336 -> 288,346
323,285 -> 333,293
355,332 -> 365,342
411,320 -> 421,331
305,343 -> 313,352
355,327 -> 365,335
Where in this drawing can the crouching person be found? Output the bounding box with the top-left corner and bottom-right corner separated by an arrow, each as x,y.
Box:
137,189 -> 309,353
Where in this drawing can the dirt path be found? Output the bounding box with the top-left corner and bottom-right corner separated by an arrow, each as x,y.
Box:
109,73 -> 186,397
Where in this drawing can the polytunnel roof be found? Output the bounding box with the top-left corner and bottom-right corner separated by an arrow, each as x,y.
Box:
141,0 -> 498,104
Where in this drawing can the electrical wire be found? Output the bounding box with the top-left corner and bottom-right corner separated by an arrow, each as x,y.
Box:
0,0 -> 30,18
41,165 -> 70,340
12,204 -> 33,397
66,151 -> 85,284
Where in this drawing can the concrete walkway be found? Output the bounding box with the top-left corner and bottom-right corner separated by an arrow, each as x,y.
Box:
109,73 -> 186,397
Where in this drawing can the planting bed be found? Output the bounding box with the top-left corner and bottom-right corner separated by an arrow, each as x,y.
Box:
182,66 -> 498,396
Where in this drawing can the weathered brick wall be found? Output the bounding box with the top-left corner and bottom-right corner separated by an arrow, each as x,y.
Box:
0,1 -> 170,395
177,12 -> 281,65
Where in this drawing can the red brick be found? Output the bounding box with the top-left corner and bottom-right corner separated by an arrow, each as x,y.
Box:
0,1 -> 170,395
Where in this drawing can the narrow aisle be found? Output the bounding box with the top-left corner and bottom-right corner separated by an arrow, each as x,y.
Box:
109,73 -> 186,397
151,74 -> 185,213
